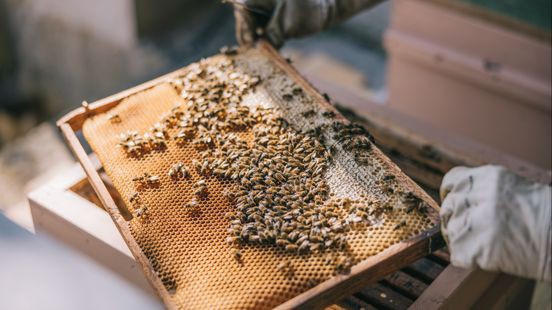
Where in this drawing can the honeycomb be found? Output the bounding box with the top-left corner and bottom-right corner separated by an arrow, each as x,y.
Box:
82,47 -> 439,309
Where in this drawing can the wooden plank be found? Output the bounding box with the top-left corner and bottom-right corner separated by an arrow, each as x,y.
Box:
472,273 -> 535,309
426,0 -> 551,42
357,283 -> 414,310
409,266 -> 498,309
429,248 -> 450,264
336,295 -> 378,310
382,271 -> 429,299
402,257 -> 445,283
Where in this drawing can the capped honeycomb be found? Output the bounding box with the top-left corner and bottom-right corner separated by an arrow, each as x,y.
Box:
82,47 -> 438,309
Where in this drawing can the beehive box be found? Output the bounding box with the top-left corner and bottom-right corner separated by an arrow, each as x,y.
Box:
58,42 -> 442,309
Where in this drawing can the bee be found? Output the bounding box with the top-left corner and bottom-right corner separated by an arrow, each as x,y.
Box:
285,244 -> 298,252
310,235 -> 323,243
173,127 -> 196,142
393,220 -> 407,230
310,243 -> 321,253
146,173 -> 160,184
383,174 -> 396,181
200,160 -> 211,175
301,109 -> 316,118
322,110 -> 335,118
335,256 -> 353,274
282,93 -> 293,101
117,131 -> 147,155
298,240 -> 310,253
403,192 -> 428,214
233,249 -> 242,262
108,113 -> 121,123
226,236 -> 239,244
168,163 -> 189,179
292,86 -> 302,96
134,205 -> 148,219
220,45 -> 238,55
193,180 -> 208,198
129,192 -> 140,204
132,173 -> 160,189
145,133 -> 167,149
186,198 -> 199,209
150,122 -> 167,136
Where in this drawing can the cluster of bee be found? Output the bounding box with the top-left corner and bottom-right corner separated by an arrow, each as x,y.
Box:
332,122 -> 374,165
115,49 -> 428,275
132,173 -> 160,189
129,173 -> 161,220
129,192 -> 148,219
192,180 -> 208,198
117,122 -> 169,156
162,54 -> 394,274
168,162 -> 190,180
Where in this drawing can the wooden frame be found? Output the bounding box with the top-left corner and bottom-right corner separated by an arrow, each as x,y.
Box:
57,41 -> 444,309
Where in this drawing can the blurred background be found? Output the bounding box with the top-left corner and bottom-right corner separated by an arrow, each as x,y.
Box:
0,0 -> 550,309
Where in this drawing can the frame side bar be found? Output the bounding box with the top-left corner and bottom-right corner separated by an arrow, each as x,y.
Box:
58,123 -> 177,310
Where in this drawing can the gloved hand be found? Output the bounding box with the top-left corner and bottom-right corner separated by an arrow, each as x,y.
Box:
233,0 -> 384,48
440,165 -> 551,282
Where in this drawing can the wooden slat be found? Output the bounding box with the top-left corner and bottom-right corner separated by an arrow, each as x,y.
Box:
431,247 -> 450,264
408,266 -> 498,309
382,271 -> 429,299
357,283 -> 414,310
428,249 -> 450,266
336,295 -> 378,310
402,257 -> 445,284
472,273 -> 535,309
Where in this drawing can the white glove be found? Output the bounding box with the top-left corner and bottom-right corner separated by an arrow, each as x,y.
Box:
440,165 -> 551,282
233,0 -> 384,47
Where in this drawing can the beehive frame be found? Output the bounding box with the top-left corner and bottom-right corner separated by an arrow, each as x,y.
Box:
57,41 -> 444,309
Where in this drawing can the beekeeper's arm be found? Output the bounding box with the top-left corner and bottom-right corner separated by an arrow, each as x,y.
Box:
233,0 -> 385,47
440,165 -> 551,282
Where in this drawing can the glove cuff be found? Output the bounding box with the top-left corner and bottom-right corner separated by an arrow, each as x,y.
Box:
538,187 -> 551,282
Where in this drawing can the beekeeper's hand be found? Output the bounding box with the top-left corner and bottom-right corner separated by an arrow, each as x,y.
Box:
440,165 -> 551,282
233,0 -> 384,48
